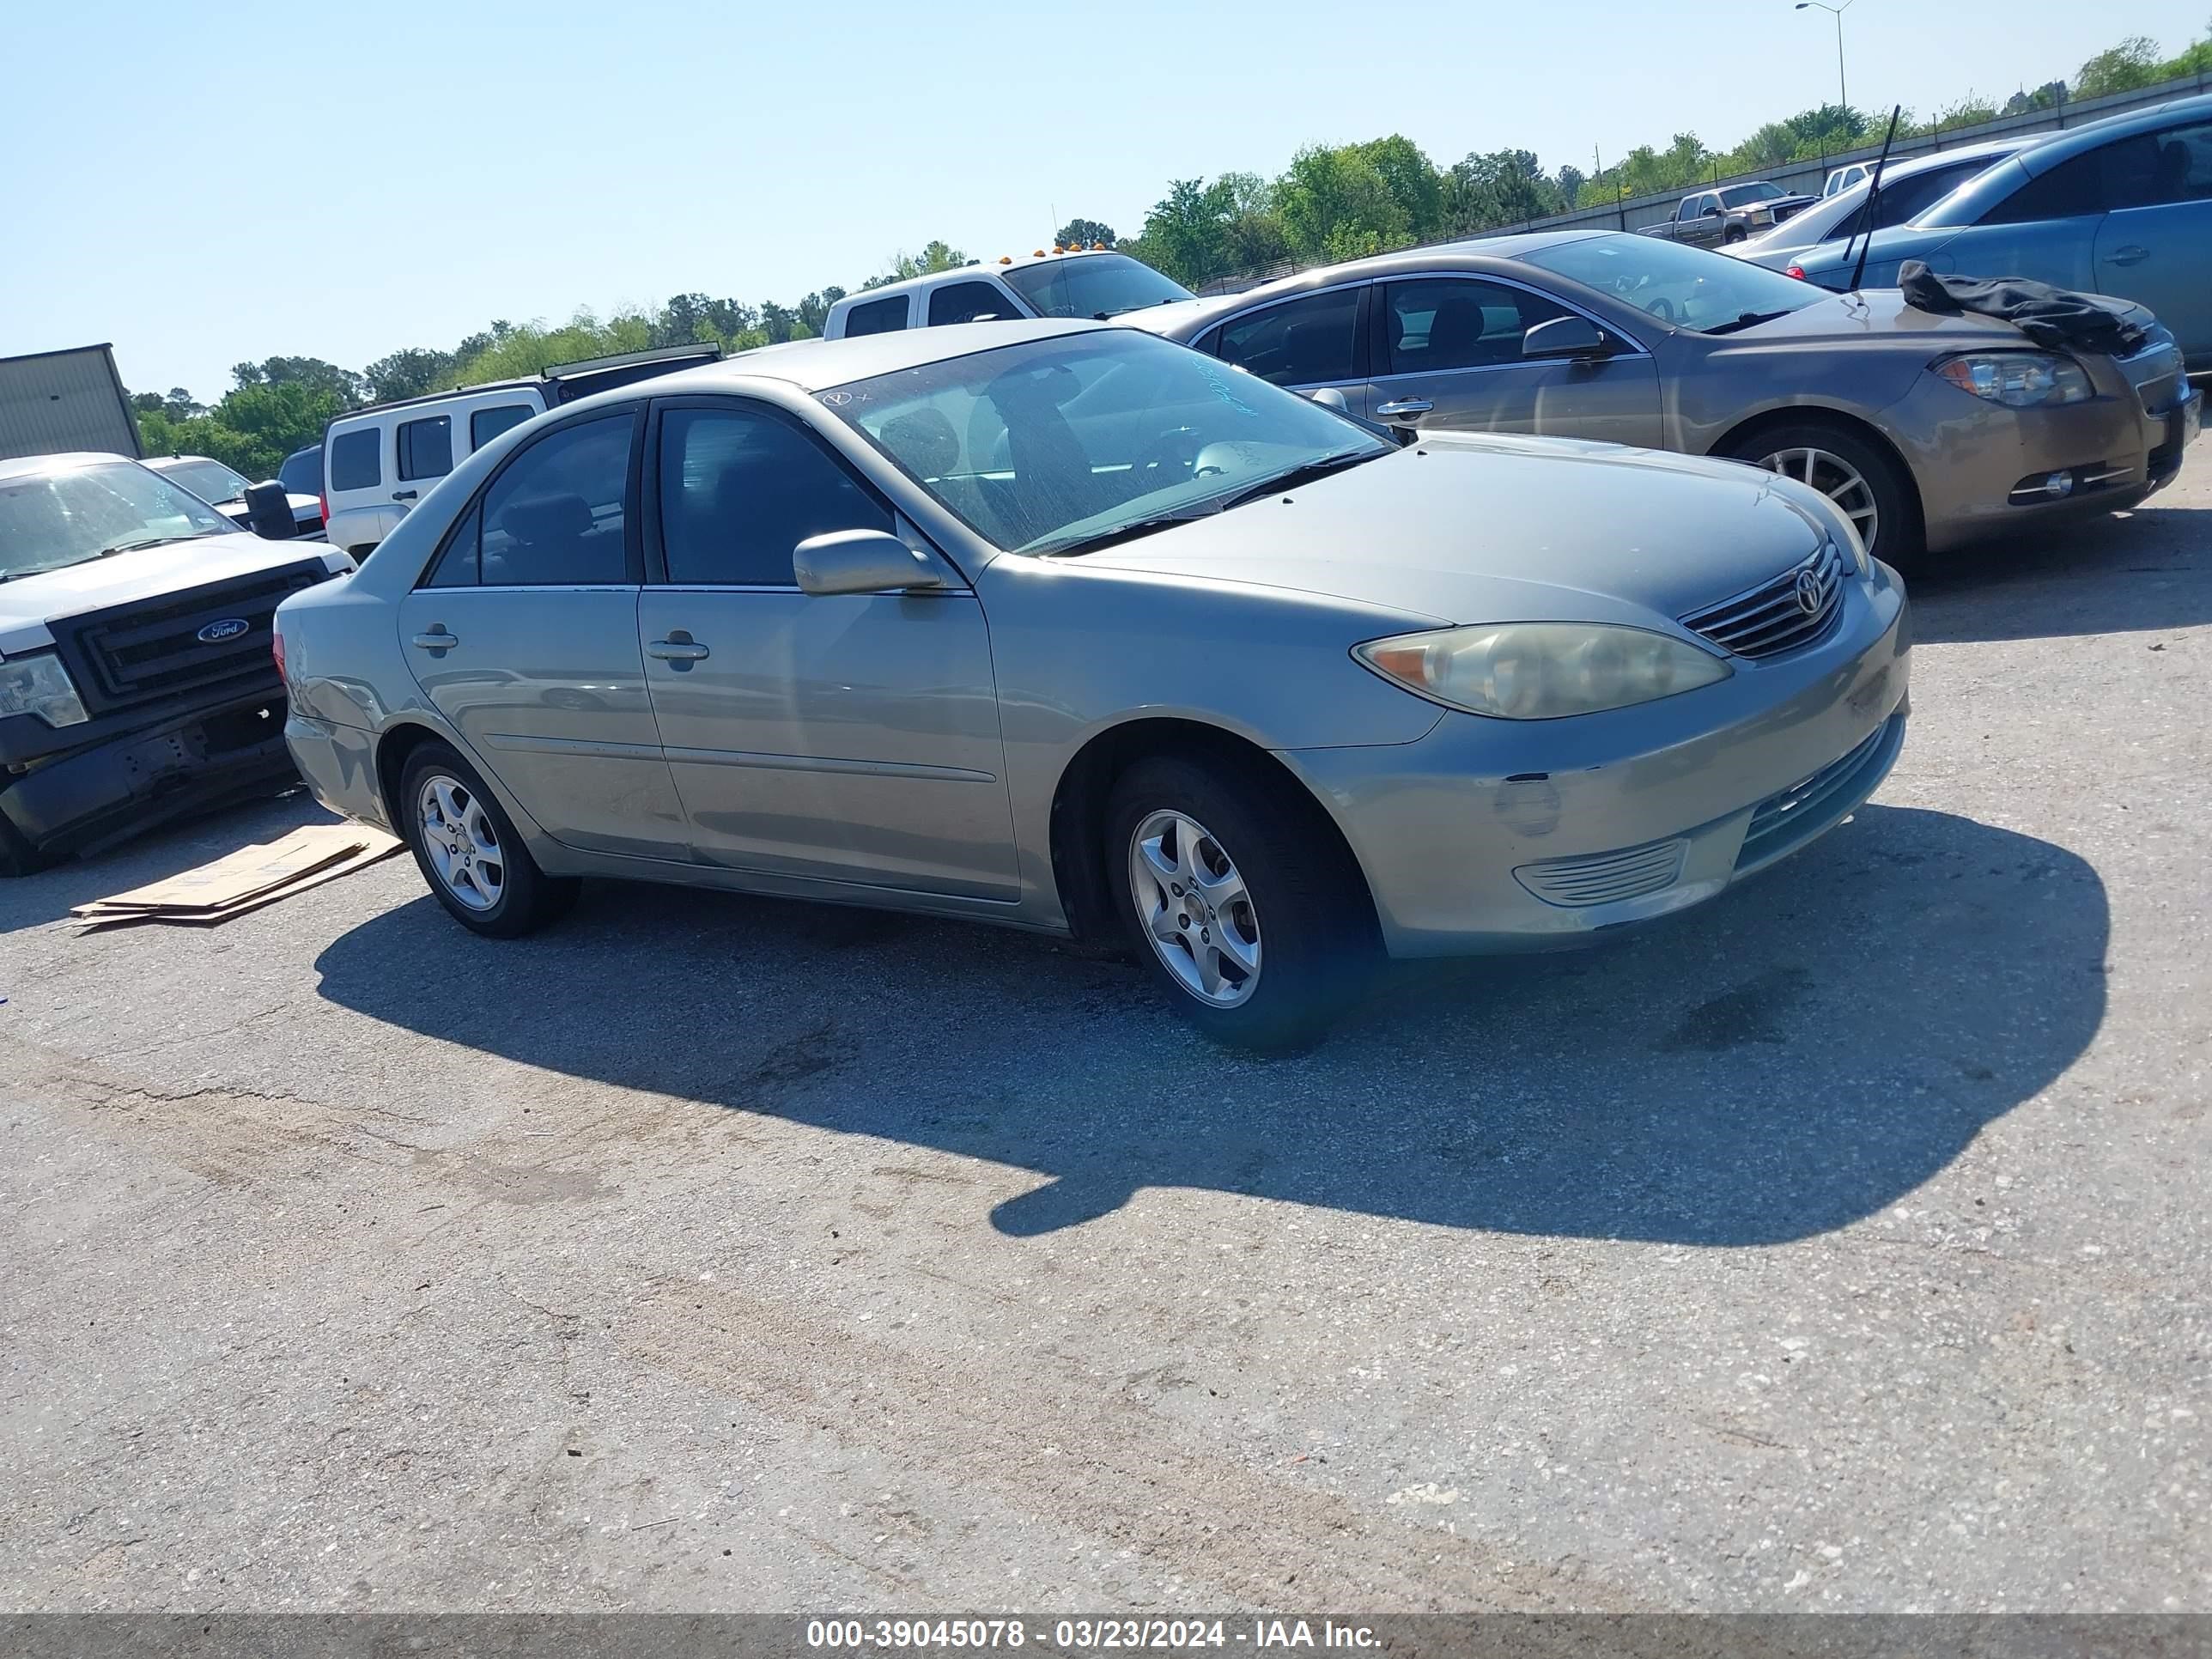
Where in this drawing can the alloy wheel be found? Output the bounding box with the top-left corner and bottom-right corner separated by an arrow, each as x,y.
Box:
417,774 -> 506,913
1756,445 -> 1881,555
1127,810 -> 1261,1007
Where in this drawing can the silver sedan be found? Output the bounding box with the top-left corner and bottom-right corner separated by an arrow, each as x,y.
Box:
276,322 -> 1910,1048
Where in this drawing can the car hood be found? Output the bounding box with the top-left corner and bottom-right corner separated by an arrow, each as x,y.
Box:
1072,435 -> 1837,628
0,532 -> 344,655
1729,287 -> 2045,349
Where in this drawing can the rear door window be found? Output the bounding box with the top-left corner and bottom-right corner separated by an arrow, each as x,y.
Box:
397,415 -> 453,482
278,447 -> 321,494
470,404 -> 535,450
1990,136 -> 2164,222
1214,289 -> 1363,386
928,282 -> 1014,325
842,296 -> 909,337
328,428 -> 380,491
471,414 -> 635,586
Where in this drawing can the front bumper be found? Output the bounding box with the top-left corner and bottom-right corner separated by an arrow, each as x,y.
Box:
0,684 -> 295,858
1896,370 -> 2202,554
1282,574 -> 1911,957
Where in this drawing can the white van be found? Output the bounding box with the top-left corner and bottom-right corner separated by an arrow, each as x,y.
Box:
823,248 -> 1200,339
319,343 -> 720,558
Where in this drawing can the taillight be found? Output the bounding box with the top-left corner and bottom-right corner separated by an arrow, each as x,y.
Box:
319,494 -> 329,525
1785,264 -> 1807,281
272,629 -> 287,683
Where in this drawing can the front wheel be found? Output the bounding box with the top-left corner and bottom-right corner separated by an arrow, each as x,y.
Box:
398,741 -> 578,938
1105,754 -> 1378,1051
1723,420 -> 1923,568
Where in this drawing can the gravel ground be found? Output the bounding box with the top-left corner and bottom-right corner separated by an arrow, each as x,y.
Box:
3,457 -> 2207,1614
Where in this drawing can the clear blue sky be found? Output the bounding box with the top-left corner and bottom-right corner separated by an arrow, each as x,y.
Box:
6,0 -> 2204,399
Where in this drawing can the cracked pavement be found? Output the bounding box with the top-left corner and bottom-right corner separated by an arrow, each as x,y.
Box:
3,456 -> 2209,1612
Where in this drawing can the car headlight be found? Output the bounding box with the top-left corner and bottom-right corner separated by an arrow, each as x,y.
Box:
0,652 -> 90,727
1934,352 -> 2092,408
1354,623 -> 1731,720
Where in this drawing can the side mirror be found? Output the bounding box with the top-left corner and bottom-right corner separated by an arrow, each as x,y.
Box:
242,480 -> 296,538
1703,203 -> 1723,217
1522,315 -> 1613,361
1307,387 -> 1350,412
793,529 -> 947,597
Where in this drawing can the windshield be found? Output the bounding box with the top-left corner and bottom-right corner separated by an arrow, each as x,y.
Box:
1522,234 -> 1822,331
817,330 -> 1392,556
1719,182 -> 1788,206
152,458 -> 252,502
999,254 -> 1195,320
0,461 -> 234,581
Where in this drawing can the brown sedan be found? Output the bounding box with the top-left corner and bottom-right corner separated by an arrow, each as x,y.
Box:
1130,231 -> 2201,566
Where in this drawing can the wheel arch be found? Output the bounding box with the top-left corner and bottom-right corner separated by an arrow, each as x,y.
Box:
1045,715 -> 1376,948
1708,404 -> 1926,545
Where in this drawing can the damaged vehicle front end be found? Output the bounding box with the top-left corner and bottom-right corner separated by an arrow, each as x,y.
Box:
0,453 -> 351,875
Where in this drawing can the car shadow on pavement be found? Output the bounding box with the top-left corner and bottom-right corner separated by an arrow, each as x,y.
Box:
1910,503 -> 2209,644
313,803 -> 2105,1247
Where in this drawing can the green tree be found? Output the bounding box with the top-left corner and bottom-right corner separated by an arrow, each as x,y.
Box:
1135,177 -> 1237,287
1277,143 -> 1410,263
1054,217 -> 1116,248
2075,35 -> 2162,97
860,240 -> 971,289
1444,149 -> 1562,236
1355,135 -> 1446,240
362,348 -> 458,404
2003,81 -> 2069,115
230,356 -> 364,406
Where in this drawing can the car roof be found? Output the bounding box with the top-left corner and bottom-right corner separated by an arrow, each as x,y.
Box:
566,318 -> 1115,401
2017,88 -> 2212,167
0,451 -> 137,483
1140,231 -> 1620,332
834,247 -> 1130,306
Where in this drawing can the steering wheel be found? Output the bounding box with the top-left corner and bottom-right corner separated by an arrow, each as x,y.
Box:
1134,425 -> 1203,480
1644,296 -> 1677,322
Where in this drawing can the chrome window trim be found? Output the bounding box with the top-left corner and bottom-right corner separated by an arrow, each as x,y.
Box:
1206,278 -> 1375,346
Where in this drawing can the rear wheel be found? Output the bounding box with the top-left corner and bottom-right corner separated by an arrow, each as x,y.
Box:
1723,419 -> 1923,568
1105,753 -> 1377,1051
398,741 -> 577,937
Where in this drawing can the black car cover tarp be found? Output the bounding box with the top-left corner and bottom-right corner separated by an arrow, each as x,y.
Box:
1897,259 -> 2148,356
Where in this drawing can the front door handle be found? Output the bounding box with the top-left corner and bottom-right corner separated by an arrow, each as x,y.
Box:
2105,245 -> 2150,266
392,489 -> 418,502
411,629 -> 459,651
647,637 -> 711,662
1374,398 -> 1433,419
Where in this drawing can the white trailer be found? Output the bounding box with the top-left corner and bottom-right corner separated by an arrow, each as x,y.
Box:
0,344 -> 141,462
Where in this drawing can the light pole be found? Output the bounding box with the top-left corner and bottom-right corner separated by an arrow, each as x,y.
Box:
1795,0 -> 1853,112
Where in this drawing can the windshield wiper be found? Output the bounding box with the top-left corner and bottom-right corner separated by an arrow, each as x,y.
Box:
1035,501 -> 1228,556
100,531 -> 221,556
1704,308 -> 1797,337
1214,447 -> 1384,510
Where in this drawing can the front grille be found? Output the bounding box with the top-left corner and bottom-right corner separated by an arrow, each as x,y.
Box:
62,561 -> 331,716
1736,714 -> 1899,870
1680,541 -> 1844,659
1515,837 -> 1686,908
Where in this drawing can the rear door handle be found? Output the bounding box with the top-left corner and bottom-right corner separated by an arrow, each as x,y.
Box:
1374,398 -> 1433,419
411,629 -> 459,651
2105,245 -> 2149,266
647,637 -> 711,662
392,489 -> 418,501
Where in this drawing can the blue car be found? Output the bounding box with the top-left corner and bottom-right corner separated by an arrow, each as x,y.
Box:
1790,93 -> 2212,369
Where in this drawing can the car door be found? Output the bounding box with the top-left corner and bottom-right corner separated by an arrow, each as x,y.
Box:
1917,143 -> 2127,293
2093,116 -> 2212,363
635,397 -> 1018,900
1209,284 -> 1375,415
1366,274 -> 1663,448
397,405 -> 690,861
1682,195 -> 1723,248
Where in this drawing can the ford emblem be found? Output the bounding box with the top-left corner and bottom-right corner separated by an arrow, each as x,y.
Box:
198,617 -> 251,644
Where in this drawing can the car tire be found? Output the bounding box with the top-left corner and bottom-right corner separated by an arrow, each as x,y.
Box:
398,741 -> 578,938
0,811 -> 52,879
1722,418 -> 1924,569
1723,226 -> 1747,244
1104,752 -> 1378,1052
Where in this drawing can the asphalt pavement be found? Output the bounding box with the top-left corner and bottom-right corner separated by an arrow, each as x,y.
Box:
3,459 -> 2207,1613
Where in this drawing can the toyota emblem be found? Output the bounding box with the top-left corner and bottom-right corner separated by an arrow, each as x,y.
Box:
1793,569 -> 1823,617
197,617 -> 250,643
